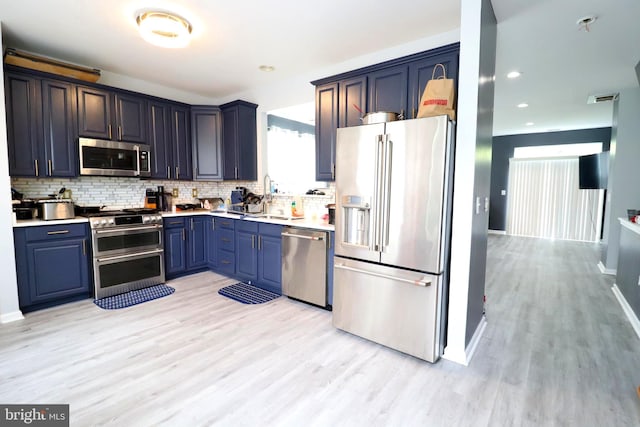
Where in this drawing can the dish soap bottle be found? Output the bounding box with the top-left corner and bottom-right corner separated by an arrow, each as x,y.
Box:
291,201 -> 297,217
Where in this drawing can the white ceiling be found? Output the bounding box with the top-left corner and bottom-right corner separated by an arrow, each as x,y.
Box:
1,0 -> 639,136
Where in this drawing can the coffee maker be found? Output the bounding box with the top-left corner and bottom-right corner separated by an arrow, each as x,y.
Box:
155,186 -> 172,212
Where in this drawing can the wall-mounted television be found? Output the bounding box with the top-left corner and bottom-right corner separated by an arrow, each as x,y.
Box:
579,152 -> 609,189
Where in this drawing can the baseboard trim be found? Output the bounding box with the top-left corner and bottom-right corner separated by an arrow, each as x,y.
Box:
598,261 -> 616,276
442,316 -> 487,366
612,284 -> 640,341
0,310 -> 24,324
488,229 -> 506,235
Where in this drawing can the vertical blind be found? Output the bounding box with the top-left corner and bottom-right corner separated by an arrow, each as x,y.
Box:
506,157 -> 604,242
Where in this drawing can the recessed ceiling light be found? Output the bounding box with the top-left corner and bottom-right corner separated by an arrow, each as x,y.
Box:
507,71 -> 521,79
517,103 -> 529,108
136,11 -> 192,48
259,65 -> 275,72
526,122 -> 534,126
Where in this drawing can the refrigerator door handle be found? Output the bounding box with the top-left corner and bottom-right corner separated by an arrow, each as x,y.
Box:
334,263 -> 431,287
370,135 -> 384,252
380,135 -> 393,251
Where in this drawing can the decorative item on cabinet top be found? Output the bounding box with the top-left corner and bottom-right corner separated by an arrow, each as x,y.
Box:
3,48 -> 100,82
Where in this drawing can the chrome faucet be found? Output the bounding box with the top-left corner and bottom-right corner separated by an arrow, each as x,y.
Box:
263,174 -> 273,212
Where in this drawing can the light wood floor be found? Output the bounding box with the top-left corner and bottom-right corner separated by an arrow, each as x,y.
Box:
1,236 -> 639,426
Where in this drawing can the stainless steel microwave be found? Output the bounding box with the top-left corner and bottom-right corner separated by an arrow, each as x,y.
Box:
79,138 -> 151,177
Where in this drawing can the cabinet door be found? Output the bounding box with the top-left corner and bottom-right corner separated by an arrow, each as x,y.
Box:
114,93 -> 147,143
257,233 -> 282,294
149,101 -> 172,179
235,230 -> 258,283
77,86 -> 112,139
25,238 -> 90,304
367,65 -> 408,118
5,72 -> 41,177
339,76 -> 367,128
236,103 -> 257,180
207,217 -> 217,268
164,227 -> 186,276
41,79 -> 77,177
315,82 -> 338,181
192,107 -> 222,180
221,107 -> 239,180
172,106 -> 192,180
187,216 -> 207,270
408,51 -> 459,119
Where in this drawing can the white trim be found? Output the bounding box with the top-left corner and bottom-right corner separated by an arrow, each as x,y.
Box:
597,261 -> 616,276
611,284 -> 640,340
442,315 -> 487,366
0,311 -> 24,324
488,229 -> 506,235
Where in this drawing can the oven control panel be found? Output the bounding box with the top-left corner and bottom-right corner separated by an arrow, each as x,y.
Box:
90,214 -> 163,229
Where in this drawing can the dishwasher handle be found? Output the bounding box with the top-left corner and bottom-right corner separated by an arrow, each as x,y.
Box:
281,232 -> 324,241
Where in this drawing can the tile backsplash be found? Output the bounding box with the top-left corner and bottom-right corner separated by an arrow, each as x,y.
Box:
11,177 -> 335,215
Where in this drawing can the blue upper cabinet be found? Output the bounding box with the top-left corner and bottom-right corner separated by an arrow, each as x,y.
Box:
339,76 -> 367,128
311,43 -> 460,182
221,100 -> 258,181
191,106 -> 222,180
367,65 -> 408,118
149,101 -> 192,180
77,85 -> 147,143
4,69 -> 77,177
315,82 -> 338,181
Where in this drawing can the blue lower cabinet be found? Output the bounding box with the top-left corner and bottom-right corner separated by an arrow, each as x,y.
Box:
235,221 -> 258,283
187,216 -> 208,270
327,231 -> 334,306
206,217 -> 217,269
257,231 -> 282,294
14,224 -> 91,311
214,217 -> 236,275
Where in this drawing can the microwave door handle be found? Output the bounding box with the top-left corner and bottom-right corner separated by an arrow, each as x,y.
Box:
134,145 -> 141,176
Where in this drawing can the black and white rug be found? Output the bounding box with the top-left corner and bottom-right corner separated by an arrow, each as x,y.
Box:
94,284 -> 175,310
218,282 -> 280,304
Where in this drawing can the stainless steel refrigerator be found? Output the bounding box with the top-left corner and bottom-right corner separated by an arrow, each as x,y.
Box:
332,115 -> 454,363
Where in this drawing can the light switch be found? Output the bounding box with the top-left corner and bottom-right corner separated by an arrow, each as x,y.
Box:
475,197 -> 481,214
500,190 -> 506,196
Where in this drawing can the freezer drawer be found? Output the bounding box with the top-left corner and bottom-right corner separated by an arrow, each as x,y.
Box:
281,227 -> 328,307
332,257 -> 442,362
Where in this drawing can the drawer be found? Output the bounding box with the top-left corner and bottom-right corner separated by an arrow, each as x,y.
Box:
258,223 -> 283,237
217,229 -> 235,251
164,218 -> 186,229
217,249 -> 235,275
24,223 -> 88,242
236,220 -> 258,233
215,217 -> 235,230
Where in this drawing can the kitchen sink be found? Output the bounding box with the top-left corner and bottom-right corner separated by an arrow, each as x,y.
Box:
244,213 -> 290,220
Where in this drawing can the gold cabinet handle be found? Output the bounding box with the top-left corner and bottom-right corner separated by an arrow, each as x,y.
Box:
34,159 -> 39,177
175,166 -> 179,179
47,230 -> 69,235
167,166 -> 171,179
108,124 -> 112,140
47,159 -> 52,176
118,125 -> 122,141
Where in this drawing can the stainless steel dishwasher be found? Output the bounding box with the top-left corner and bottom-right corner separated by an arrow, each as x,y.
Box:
281,227 -> 328,307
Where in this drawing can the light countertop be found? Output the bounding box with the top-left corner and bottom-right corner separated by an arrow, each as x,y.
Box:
619,218 -> 640,236
13,217 -> 89,228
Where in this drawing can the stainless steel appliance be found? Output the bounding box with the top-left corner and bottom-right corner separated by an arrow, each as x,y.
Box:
37,199 -> 75,220
85,209 -> 164,299
332,115 -> 454,363
79,137 -> 151,177
281,227 -> 329,307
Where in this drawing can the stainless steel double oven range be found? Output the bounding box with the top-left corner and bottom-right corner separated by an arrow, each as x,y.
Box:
84,209 -> 165,299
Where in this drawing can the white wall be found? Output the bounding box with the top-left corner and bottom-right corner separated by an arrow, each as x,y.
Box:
0,22 -> 24,323
601,88 -> 640,272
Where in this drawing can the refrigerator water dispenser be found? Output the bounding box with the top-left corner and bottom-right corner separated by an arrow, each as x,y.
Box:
342,195 -> 370,247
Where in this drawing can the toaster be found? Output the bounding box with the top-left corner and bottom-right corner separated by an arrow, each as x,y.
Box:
38,200 -> 75,220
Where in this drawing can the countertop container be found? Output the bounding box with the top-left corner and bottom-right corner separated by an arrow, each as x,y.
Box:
38,199 -> 75,220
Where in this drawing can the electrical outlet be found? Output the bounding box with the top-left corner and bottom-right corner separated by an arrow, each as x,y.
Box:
172,188 -> 178,198
192,188 -> 198,198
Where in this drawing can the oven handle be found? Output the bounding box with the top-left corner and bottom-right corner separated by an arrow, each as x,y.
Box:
94,225 -> 162,234
97,248 -> 164,263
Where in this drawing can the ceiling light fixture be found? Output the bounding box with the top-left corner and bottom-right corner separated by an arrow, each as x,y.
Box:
507,71 -> 521,79
259,65 -> 275,72
526,122 -> 534,126
577,15 -> 597,32
136,11 -> 193,48
517,103 -> 529,108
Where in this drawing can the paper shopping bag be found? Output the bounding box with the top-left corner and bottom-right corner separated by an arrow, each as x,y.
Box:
417,63 -> 455,120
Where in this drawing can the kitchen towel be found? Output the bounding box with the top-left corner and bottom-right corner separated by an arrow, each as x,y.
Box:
218,282 -> 280,304
94,284 -> 175,310
417,63 -> 456,120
